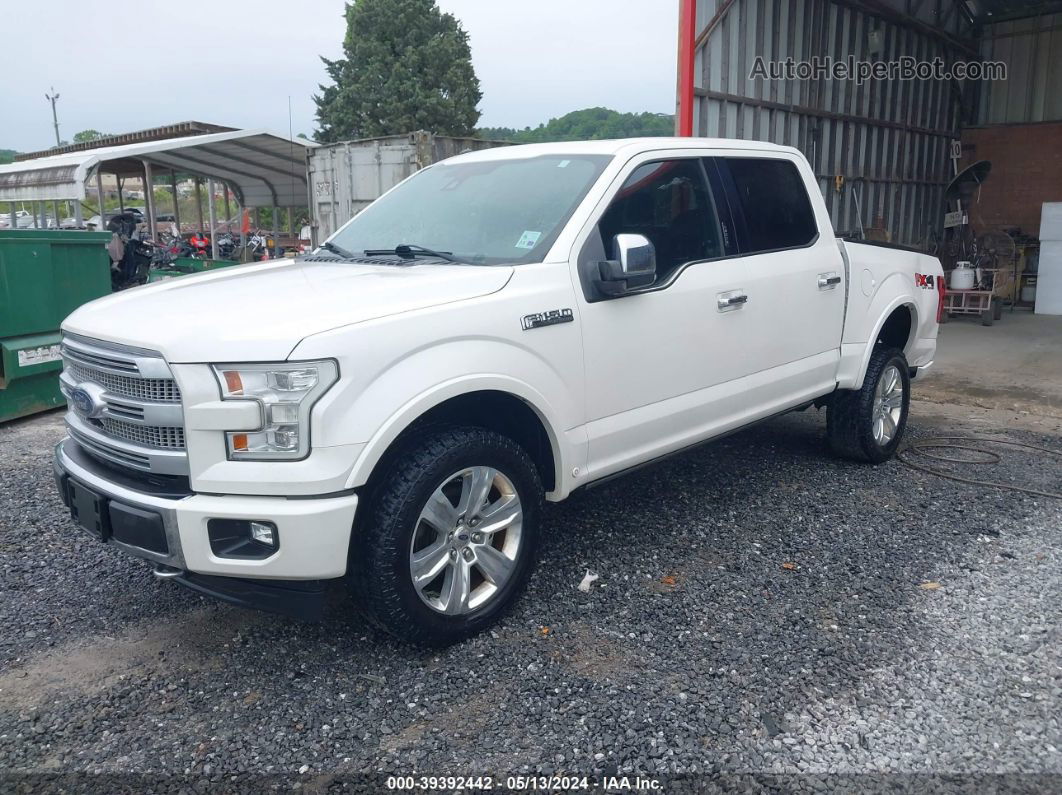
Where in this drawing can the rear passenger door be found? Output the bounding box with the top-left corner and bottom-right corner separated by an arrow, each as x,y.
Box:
713,154 -> 845,398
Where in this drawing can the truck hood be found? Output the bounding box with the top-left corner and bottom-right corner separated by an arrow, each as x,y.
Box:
63,259 -> 514,362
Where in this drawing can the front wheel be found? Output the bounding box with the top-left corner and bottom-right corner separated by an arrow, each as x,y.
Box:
350,426 -> 543,646
827,347 -> 911,463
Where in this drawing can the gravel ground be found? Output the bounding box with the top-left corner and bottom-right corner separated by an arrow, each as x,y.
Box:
0,405 -> 1059,792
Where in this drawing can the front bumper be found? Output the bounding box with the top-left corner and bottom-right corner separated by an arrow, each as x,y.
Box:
54,438 -> 358,619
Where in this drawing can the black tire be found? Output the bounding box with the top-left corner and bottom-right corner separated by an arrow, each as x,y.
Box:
827,347 -> 911,464
349,426 -> 543,646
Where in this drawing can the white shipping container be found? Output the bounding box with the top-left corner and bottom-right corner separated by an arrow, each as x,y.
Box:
306,130 -> 510,245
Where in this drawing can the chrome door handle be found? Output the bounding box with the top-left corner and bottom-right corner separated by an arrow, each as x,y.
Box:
818,274 -> 842,289
717,293 -> 748,310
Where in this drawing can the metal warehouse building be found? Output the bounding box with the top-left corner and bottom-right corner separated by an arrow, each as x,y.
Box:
676,0 -> 1062,248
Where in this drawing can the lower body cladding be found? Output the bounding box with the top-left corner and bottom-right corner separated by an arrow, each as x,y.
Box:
53,438 -> 359,620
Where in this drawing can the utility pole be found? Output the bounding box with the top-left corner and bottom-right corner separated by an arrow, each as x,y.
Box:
45,87 -> 61,147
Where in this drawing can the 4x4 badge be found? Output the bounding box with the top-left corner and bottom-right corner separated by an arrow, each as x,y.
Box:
521,308 -> 574,331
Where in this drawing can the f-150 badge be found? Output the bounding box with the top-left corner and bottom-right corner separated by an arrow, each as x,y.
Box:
521,308 -> 574,331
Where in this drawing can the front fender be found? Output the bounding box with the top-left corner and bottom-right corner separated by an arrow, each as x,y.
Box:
343,370 -> 574,497
289,261 -> 586,499
298,332 -> 583,498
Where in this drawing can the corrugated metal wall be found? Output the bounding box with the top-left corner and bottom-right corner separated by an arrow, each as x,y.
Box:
977,12 -> 1062,124
691,0 -> 973,248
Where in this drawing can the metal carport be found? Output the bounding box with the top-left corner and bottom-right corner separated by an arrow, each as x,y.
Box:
0,129 -> 317,258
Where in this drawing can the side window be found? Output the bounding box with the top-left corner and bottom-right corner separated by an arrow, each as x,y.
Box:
724,158 -> 818,253
598,158 -> 724,282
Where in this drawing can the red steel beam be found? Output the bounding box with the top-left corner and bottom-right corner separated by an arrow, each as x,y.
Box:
676,0 -> 697,136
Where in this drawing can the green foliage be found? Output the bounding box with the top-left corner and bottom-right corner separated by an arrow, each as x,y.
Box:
314,0 -> 481,142
478,108 -> 675,143
73,129 -> 107,143
250,206 -> 310,230
153,187 -> 175,209
0,149 -> 16,164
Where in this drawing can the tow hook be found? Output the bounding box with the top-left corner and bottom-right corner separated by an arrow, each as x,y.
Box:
152,564 -> 184,579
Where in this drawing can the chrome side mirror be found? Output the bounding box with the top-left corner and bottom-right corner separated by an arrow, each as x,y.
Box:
596,233 -> 657,297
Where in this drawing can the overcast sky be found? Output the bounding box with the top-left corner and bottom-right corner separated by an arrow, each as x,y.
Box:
0,0 -> 678,152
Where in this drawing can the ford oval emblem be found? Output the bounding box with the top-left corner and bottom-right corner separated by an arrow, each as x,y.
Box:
69,385 -> 101,418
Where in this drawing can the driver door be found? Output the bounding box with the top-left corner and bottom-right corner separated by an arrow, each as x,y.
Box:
574,153 -> 751,480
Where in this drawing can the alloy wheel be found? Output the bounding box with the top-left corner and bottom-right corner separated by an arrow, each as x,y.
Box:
408,466 -> 523,615
872,364 -> 904,446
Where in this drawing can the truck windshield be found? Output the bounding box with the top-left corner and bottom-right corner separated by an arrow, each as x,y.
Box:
327,154 -> 612,265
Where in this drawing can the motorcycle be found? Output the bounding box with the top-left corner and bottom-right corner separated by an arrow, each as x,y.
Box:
150,237 -> 198,270
247,230 -> 282,261
188,232 -> 211,257
106,213 -> 154,290
215,231 -> 238,260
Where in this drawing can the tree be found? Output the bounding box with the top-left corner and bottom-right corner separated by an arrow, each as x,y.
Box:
478,108 -> 674,144
0,149 -> 16,164
314,0 -> 481,142
73,129 -> 107,143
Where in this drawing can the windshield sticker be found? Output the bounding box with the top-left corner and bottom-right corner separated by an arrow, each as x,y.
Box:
558,160 -> 571,168
515,230 -> 542,249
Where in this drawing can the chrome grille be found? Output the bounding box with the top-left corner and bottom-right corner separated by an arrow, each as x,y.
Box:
60,334 -> 188,476
65,361 -> 181,403
99,418 -> 186,450
69,425 -> 152,470
61,344 -> 138,373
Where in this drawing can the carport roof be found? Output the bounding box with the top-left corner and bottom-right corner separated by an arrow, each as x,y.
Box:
0,129 -> 317,207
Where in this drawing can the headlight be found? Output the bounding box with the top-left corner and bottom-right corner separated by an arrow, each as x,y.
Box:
212,360 -> 338,460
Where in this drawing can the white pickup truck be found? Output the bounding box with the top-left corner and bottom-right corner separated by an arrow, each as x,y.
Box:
54,138 -> 944,644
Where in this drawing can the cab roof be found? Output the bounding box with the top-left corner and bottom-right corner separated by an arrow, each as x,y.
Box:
446,137 -> 800,164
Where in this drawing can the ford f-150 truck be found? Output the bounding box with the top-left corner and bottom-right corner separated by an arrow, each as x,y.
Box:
54,138 -> 945,644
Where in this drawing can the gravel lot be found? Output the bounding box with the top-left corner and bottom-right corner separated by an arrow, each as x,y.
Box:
1,403 -> 1059,790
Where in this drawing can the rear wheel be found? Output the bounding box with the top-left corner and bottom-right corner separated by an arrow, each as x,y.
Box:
827,347 -> 911,463
350,426 -> 542,646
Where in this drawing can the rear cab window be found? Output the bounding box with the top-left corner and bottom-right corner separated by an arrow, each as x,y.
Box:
717,157 -> 819,254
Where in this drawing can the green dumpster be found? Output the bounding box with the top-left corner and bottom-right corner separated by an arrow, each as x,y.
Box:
147,268 -> 186,283
173,257 -> 239,272
0,229 -> 112,423
148,257 -> 241,283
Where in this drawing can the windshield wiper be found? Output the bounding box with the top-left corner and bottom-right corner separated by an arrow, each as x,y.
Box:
319,241 -> 360,260
365,243 -> 464,263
